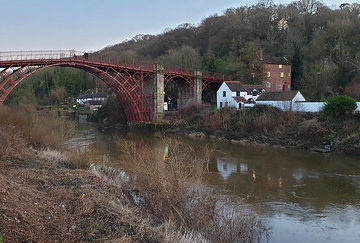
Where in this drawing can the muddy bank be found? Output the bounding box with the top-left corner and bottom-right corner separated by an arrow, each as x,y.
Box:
0,155 -> 164,242
129,106 -> 360,156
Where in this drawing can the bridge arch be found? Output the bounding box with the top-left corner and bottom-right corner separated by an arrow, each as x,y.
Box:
164,74 -> 194,110
0,61 -> 153,122
0,50 -> 225,122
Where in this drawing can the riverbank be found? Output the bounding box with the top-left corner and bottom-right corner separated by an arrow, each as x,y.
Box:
0,153 -> 160,242
0,145 -> 263,242
0,105 -> 264,242
130,105 -> 360,156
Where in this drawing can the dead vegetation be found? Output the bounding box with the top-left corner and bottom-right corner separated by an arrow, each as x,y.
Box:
0,105 -> 266,242
91,138 -> 266,242
164,104 -> 360,155
0,105 -> 75,151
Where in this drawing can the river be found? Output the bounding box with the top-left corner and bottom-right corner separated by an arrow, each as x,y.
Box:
66,123 -> 360,243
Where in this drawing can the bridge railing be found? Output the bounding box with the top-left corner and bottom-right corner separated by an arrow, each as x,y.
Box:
0,50 -> 85,61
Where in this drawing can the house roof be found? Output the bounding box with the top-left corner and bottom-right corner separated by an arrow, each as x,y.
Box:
78,93 -> 107,99
256,91 -> 299,101
225,82 -> 264,94
233,97 -> 250,104
225,81 -> 243,92
241,85 -> 265,93
87,100 -> 104,106
264,56 -> 289,65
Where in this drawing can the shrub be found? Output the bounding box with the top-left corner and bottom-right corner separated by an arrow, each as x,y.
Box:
108,138 -> 265,242
96,95 -> 127,126
322,95 -> 357,118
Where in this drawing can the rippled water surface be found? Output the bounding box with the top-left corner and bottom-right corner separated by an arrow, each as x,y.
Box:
68,124 -> 360,243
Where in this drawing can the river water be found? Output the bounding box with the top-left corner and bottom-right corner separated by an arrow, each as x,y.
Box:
67,124 -> 360,243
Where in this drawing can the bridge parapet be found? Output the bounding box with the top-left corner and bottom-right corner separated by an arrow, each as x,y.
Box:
0,50 -> 84,61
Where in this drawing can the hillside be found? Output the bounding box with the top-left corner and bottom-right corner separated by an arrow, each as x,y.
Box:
7,0 -> 360,104
97,0 -> 360,101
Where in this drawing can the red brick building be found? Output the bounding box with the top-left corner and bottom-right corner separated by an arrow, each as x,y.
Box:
263,57 -> 292,92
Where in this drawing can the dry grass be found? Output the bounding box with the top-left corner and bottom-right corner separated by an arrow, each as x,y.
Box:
0,157 -> 165,242
91,138 -> 265,242
0,105 -> 75,151
0,125 -> 29,159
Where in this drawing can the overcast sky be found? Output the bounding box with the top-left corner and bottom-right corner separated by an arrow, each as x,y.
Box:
0,0 -> 358,52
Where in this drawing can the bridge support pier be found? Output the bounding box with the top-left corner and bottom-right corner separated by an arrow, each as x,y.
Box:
153,64 -> 164,122
193,70 -> 202,105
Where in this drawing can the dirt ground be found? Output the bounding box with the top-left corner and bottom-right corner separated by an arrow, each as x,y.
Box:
0,156 -> 160,242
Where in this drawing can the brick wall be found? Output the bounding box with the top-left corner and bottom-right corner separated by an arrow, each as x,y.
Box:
263,64 -> 292,92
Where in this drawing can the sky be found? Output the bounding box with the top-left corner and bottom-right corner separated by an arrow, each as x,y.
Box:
0,0 -> 358,52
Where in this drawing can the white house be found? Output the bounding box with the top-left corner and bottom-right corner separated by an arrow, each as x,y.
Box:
86,100 -> 104,111
255,91 -> 306,111
217,81 -> 265,109
76,93 -> 107,104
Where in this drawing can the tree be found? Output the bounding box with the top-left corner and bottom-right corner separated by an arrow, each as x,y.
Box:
322,95 -> 357,118
157,46 -> 201,71
291,42 -> 304,90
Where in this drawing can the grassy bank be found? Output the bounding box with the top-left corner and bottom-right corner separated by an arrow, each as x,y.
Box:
0,106 -> 265,242
134,105 -> 360,155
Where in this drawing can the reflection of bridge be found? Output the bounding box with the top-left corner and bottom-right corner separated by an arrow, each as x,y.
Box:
0,50 -> 224,122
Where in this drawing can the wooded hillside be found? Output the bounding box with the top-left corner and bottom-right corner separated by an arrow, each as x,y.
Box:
8,0 -> 360,104
97,0 -> 360,100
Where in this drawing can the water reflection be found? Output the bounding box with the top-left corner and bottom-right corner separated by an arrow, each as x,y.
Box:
216,158 -> 239,180
68,124 -> 360,243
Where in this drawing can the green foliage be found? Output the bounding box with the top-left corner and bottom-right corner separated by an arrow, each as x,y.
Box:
5,67 -> 98,105
322,95 -> 357,118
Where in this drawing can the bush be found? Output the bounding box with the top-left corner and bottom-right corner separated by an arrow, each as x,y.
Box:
108,138 -> 265,242
96,95 -> 127,126
322,95 -> 357,118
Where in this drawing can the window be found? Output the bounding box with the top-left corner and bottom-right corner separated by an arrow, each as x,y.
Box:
267,72 -> 271,78
236,91 -> 240,97
279,64 -> 283,69
225,102 -> 228,107
220,102 -> 223,108
266,82 -> 271,88
251,72 -> 255,78
280,72 -> 284,78
278,85 -> 282,90
223,91 -> 226,97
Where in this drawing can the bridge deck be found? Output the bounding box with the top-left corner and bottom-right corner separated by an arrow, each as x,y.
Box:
0,50 -> 224,82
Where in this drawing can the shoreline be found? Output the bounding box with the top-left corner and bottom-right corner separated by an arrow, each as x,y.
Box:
0,151 -> 205,242
127,119 -> 360,156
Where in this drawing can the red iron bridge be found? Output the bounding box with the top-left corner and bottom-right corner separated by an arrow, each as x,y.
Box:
0,50 -> 225,122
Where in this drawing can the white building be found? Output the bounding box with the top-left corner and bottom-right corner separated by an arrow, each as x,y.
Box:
76,93 -> 107,104
256,91 -> 306,111
217,81 -> 265,109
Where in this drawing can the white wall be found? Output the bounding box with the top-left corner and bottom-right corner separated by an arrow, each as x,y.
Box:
256,100 -> 291,110
293,102 -> 325,112
244,104 -> 255,108
217,83 -> 238,109
257,101 -> 360,113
